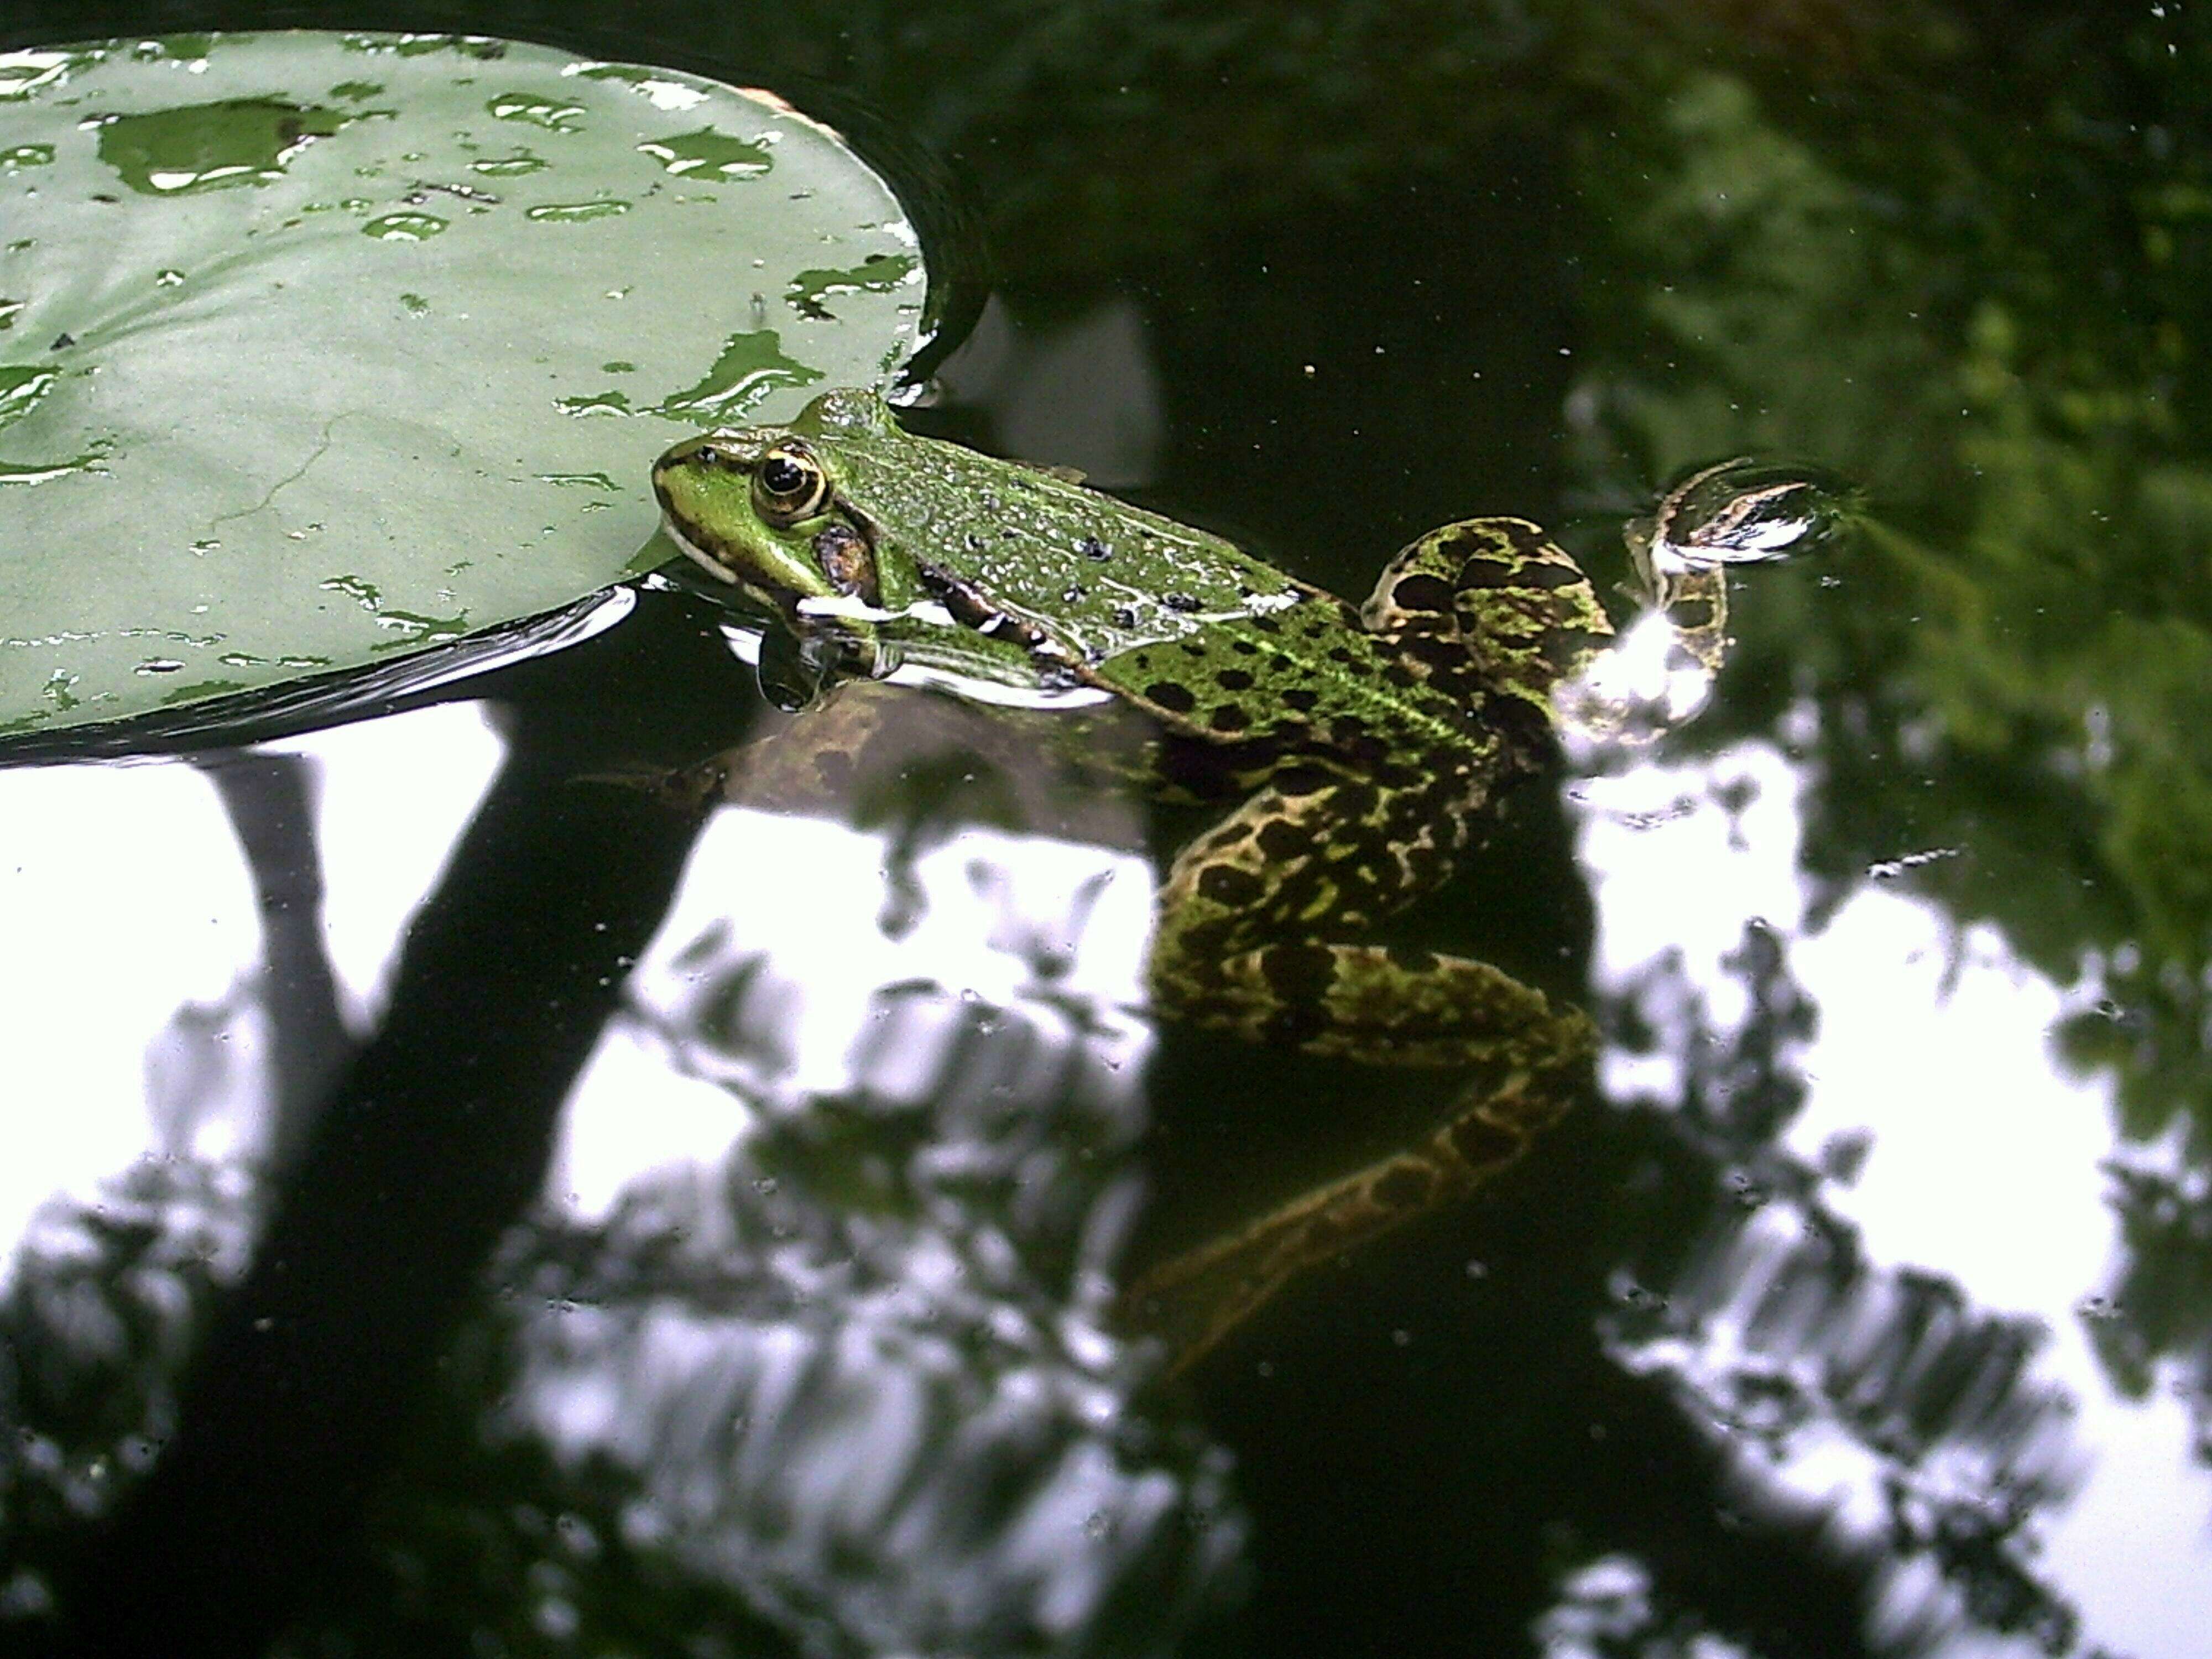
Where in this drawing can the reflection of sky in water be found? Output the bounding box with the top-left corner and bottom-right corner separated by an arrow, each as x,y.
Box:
0,704 -> 507,1262
561,805 -> 1154,1170
0,700 -> 1245,1653
1571,733 -> 2211,1659
525,806 -> 1241,1655
4,695 -> 2211,1655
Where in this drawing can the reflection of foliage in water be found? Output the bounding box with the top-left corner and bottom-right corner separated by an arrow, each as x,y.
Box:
2091,1154 -> 2212,1450
0,974 -> 1246,1656
0,925 -> 2088,1657
0,740 -> 2096,1657
1598,922 -> 2084,1655
517,936 -> 1245,1659
1549,11 -> 2212,1463
0,1160 -> 249,1622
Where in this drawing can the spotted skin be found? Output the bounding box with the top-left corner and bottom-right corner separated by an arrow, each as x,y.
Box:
1102,522 -> 1616,1365
650,394 -> 1753,1373
1115,521 -> 1613,1058
1113,526 -> 1728,1364
1364,518 -> 1620,704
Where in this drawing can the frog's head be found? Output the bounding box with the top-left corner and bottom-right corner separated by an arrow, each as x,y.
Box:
651,389 -> 910,615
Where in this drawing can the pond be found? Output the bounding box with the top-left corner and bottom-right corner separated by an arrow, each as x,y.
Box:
4,5 -> 2209,1658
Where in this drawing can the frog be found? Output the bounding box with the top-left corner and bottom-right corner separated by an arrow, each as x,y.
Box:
651,387 -> 1842,1365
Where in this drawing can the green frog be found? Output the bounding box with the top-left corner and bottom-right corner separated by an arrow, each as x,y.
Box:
652,387 -> 1840,1364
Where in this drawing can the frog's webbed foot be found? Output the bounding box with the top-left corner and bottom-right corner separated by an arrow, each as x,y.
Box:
1567,458 -> 1858,746
1117,1003 -> 1592,1374
1363,462 -> 1850,749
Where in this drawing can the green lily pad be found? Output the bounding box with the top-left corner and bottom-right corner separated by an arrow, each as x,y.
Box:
0,31 -> 930,742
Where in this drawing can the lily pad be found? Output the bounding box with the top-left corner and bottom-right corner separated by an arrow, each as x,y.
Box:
0,32 -> 930,742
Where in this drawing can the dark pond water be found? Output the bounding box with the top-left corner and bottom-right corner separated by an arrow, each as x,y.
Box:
6,4 -> 2211,1657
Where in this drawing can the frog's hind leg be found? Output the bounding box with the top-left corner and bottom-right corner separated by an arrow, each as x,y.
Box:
1360,517 -> 1616,714
1140,775 -> 1595,1369
1117,1034 -> 1587,1373
1366,514 -> 1731,743
1135,780 -> 1593,1369
1147,758 -> 1589,1072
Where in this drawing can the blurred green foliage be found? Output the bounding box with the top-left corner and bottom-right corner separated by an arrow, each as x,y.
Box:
1527,4 -> 2212,1404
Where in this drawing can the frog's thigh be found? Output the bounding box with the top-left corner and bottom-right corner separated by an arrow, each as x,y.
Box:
1358,514 -> 1599,633
1150,778 -> 1569,1067
1165,937 -> 1583,1068
1360,516 -> 1615,708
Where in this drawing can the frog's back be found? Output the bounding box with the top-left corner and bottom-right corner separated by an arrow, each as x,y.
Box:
816,403 -> 1585,791
1083,509 -> 1633,801
1091,589 -> 1517,786
836,435 -> 1309,666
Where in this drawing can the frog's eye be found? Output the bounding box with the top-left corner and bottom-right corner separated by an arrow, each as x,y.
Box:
753,443 -> 831,524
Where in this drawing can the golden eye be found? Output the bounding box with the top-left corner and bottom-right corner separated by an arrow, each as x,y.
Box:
753,442 -> 830,524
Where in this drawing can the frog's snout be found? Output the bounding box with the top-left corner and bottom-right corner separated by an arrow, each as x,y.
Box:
651,434 -> 748,528
649,437 -> 696,504
653,432 -> 738,485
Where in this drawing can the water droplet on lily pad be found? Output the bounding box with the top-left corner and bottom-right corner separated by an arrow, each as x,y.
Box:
362,210 -> 446,241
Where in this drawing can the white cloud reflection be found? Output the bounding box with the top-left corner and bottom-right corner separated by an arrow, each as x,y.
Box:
1571,733 -> 2212,1659
9,688 -> 2211,1654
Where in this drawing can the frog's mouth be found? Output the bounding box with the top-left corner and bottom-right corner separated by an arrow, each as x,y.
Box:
655,476 -> 953,647
657,510 -> 742,587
